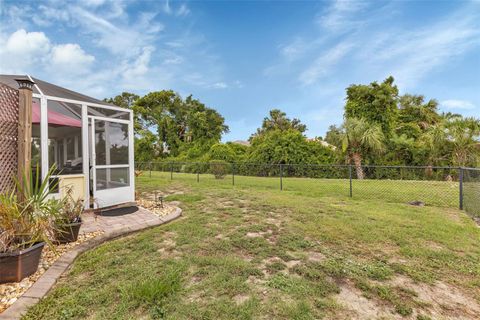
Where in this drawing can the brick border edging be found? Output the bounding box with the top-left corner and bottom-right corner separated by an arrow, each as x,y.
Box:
0,207 -> 182,320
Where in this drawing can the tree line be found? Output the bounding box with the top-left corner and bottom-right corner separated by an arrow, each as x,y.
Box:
105,76 -> 480,178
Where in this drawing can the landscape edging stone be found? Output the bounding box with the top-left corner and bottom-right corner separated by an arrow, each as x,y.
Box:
0,207 -> 182,320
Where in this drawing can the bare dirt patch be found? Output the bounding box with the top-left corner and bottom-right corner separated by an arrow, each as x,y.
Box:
156,232 -> 180,257
334,281 -> 400,320
389,275 -> 480,319
307,251 -> 326,263
233,294 -> 250,305
424,241 -> 445,251
265,217 -> 282,228
246,229 -> 273,238
285,260 -> 301,269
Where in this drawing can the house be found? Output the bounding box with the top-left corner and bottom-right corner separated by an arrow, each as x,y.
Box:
0,75 -> 135,209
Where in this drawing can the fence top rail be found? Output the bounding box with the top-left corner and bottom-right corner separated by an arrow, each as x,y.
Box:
135,161 -> 478,170
463,167 -> 480,171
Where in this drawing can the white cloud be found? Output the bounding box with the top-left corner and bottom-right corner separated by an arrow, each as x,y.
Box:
163,56 -> 183,65
211,82 -> 228,89
163,0 -> 172,15
122,46 -> 154,79
0,29 -> 51,73
83,0 -> 107,7
371,9 -> 480,90
0,1 -> 230,99
5,29 -> 50,54
280,38 -> 308,61
176,4 -> 190,17
50,43 -> 95,74
162,1 -> 189,17
299,41 -> 353,85
441,100 -> 476,110
317,0 -> 368,33
70,7 -> 131,54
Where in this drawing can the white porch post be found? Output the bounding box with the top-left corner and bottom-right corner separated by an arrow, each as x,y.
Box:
63,138 -> 67,163
74,136 -> 79,159
129,110 -> 135,201
105,122 -> 111,185
40,96 -> 48,180
81,104 -> 89,209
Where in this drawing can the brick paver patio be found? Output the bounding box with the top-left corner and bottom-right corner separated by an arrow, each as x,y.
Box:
81,206 -> 166,234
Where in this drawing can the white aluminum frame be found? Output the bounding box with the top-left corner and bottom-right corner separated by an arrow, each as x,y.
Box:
89,116 -> 134,208
31,92 -> 134,209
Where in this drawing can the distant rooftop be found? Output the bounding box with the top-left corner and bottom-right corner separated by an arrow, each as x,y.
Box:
0,74 -> 112,106
231,140 -> 251,146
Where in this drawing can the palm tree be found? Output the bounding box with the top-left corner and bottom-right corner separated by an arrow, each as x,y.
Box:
446,117 -> 480,166
341,117 -> 385,179
418,123 -> 448,166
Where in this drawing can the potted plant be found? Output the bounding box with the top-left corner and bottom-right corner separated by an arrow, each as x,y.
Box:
55,188 -> 84,244
0,168 -> 61,283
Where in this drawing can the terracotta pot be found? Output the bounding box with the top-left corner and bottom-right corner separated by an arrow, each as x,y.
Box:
55,221 -> 82,244
0,242 -> 45,284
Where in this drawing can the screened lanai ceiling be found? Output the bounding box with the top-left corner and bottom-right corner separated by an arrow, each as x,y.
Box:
0,74 -> 113,106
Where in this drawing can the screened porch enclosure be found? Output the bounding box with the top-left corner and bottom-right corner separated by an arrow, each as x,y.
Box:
0,75 -> 135,209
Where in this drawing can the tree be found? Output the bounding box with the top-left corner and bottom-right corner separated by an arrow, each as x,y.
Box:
340,117 -> 385,179
324,125 -> 343,148
207,142 -> 248,162
105,92 -> 142,131
104,92 -> 139,109
445,117 -> 480,167
396,94 -> 440,139
248,129 -> 335,165
344,76 -> 398,136
134,91 -> 229,157
105,92 -> 157,161
251,109 -> 306,140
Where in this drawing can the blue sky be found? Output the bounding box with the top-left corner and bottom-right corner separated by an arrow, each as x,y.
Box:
1,0 -> 479,141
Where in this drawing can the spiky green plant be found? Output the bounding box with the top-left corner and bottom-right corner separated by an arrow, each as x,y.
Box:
0,166 -> 64,252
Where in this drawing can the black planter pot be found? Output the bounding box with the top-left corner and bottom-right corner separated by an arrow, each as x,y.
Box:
0,242 -> 45,284
55,220 -> 82,244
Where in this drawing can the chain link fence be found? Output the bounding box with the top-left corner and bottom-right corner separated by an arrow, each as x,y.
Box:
463,167 -> 480,219
136,162 -> 479,218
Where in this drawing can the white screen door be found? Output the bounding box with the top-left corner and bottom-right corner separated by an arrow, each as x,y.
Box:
90,116 -> 134,208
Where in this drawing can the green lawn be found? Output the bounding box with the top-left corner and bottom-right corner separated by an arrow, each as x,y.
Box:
24,172 -> 480,319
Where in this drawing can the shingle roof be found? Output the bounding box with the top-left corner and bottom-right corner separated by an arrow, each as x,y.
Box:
0,74 -> 113,106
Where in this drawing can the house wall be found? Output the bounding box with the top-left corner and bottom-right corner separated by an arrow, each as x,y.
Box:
0,84 -> 19,193
59,174 -> 85,202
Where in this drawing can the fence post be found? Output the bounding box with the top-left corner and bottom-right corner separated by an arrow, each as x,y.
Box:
197,170 -> 199,183
459,167 -> 464,210
149,162 -> 152,178
349,165 -> 353,197
280,164 -> 283,191
170,162 -> 173,180
232,162 -> 235,186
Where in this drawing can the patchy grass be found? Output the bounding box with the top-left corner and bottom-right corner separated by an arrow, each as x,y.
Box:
23,172 -> 480,319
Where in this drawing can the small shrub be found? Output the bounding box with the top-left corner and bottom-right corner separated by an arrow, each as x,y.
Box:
210,160 -> 228,179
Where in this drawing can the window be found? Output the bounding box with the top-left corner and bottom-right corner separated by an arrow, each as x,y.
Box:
47,100 -> 82,175
96,168 -> 130,190
94,121 -> 129,165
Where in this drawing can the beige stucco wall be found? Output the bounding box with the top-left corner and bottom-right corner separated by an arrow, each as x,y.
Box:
59,174 -> 85,201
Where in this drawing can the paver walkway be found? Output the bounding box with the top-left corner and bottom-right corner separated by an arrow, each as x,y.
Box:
1,206 -> 182,320
81,206 -> 166,234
